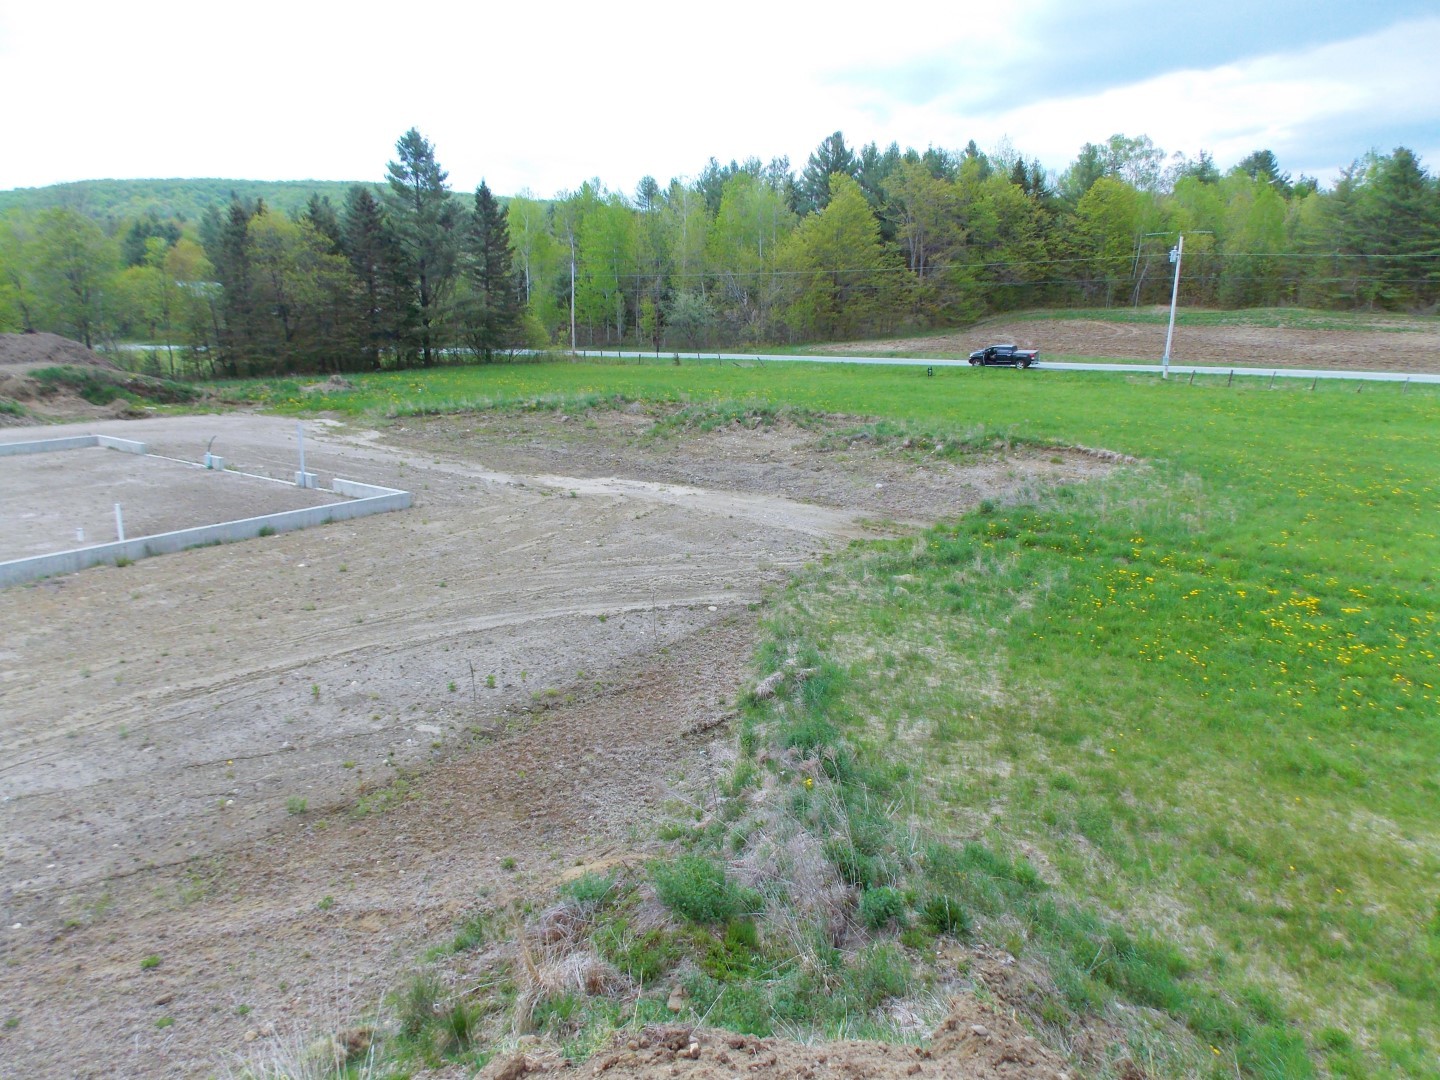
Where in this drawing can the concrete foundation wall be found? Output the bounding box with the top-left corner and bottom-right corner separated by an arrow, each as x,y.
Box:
332,478 -> 411,505
0,435 -> 100,456
0,481 -> 411,587
96,435 -> 148,454
0,434 -> 148,457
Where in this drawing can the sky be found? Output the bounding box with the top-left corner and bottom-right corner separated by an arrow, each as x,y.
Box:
1,0 -> 1437,197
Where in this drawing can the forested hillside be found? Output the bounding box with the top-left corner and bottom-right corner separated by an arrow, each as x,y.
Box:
1,129 -> 1435,376
0,178 -> 366,226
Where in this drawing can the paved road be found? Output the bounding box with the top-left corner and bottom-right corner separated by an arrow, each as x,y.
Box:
579,350 -> 1440,384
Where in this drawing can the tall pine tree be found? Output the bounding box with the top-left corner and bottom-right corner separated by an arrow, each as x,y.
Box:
385,129 -> 458,366
343,185 -> 409,369
459,182 -> 522,360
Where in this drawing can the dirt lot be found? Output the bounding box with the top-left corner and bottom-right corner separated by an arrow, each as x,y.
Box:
0,409 -> 1110,1078
831,313 -> 1440,373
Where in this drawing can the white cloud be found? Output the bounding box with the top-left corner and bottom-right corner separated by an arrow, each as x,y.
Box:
0,2 -> 1435,195
918,16 -> 1440,180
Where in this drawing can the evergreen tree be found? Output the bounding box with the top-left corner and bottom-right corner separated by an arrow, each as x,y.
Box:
1172,150 -> 1221,186
460,182 -> 522,360
1236,150 -> 1292,197
120,211 -> 181,268
342,185 -> 408,369
1358,148 -> 1440,309
302,194 -> 345,255
796,132 -> 859,215
207,198 -> 261,373
385,128 -> 459,366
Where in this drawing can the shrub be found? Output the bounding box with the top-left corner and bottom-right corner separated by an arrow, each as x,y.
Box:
920,893 -> 972,937
559,871 -> 614,909
858,886 -> 906,929
824,838 -> 893,889
650,855 -> 759,923
595,918 -> 679,982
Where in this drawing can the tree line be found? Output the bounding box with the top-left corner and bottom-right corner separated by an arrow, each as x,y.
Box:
1,129 -> 1436,376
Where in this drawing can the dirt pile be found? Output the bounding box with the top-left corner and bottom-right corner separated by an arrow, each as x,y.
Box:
0,335 -> 200,421
0,331 -> 121,373
482,998 -> 1073,1079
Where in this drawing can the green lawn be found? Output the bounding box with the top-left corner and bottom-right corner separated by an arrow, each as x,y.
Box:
254,360 -> 1437,1075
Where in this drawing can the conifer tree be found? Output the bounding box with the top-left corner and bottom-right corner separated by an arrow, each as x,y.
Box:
343,185 -> 409,369
460,182 -> 522,360
385,128 -> 458,366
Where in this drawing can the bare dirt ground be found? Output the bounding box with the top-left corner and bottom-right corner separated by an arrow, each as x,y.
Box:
830,312 -> 1440,373
478,992 -> 1072,1078
0,410 -> 1111,1079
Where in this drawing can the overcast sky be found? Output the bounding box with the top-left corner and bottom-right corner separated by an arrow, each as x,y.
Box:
2,0 -> 1436,197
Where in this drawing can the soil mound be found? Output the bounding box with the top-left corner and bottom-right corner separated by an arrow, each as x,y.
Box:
482,997 -> 1073,1078
0,331 -> 121,373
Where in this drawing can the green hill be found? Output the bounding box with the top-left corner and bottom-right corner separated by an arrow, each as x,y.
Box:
0,178 -> 376,225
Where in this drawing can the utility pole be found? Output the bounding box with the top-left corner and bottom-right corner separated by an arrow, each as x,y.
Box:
1162,234 -> 1184,380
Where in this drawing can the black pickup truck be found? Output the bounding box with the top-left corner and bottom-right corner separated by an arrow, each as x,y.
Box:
968,344 -> 1039,368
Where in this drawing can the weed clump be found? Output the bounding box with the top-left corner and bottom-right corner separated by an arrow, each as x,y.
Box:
650,854 -> 759,924
857,886 -> 906,929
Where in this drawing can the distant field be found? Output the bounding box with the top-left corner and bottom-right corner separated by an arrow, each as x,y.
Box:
805,307 -> 1440,373
1004,306 -> 1438,332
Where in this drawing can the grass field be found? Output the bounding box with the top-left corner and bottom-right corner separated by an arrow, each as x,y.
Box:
244,361 -> 1437,1076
